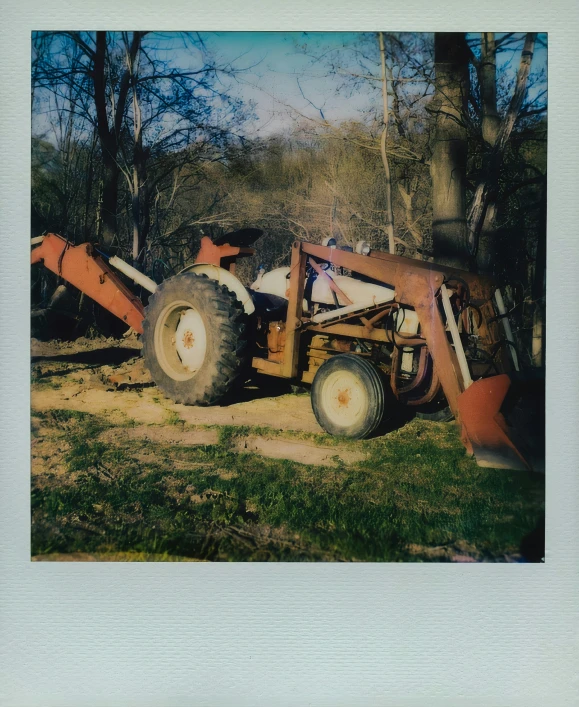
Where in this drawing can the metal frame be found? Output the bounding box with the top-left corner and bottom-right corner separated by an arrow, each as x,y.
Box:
31,234 -> 145,333
249,240 -> 527,469
251,240 -> 496,418
32,234 -> 528,470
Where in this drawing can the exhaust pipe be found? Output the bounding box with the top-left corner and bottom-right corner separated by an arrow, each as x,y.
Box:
109,256 -> 158,294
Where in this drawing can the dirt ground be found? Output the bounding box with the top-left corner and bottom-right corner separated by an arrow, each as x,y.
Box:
31,335 -> 356,464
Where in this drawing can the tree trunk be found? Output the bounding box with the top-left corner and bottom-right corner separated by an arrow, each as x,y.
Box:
397,181 -> 422,258
131,141 -> 150,266
101,151 -> 119,247
131,165 -> 141,264
480,33 -> 500,146
92,33 -> 119,246
475,33 -> 501,273
83,129 -> 98,241
140,157 -> 151,261
92,31 -> 143,248
430,32 -> 470,269
468,33 -> 536,259
378,32 -> 396,255
129,39 -> 147,266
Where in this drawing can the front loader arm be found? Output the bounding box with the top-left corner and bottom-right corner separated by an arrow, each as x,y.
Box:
31,233 -> 145,334
302,242 -> 468,416
299,241 -> 529,470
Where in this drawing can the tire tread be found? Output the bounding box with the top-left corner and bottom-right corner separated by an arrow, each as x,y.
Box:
142,272 -> 249,406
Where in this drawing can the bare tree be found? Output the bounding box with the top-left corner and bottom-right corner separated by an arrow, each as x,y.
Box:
479,32 -> 501,147
430,32 -> 471,269
289,31 -> 432,256
378,32 -> 395,254
33,31 -> 250,261
94,32 -> 144,246
467,32 -> 537,262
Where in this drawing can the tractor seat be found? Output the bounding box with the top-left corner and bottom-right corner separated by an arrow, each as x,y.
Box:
250,291 -> 288,321
212,228 -> 263,248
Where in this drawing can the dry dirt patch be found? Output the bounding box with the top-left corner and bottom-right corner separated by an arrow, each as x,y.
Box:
234,435 -> 366,467
170,394 -> 320,433
31,334 -> 141,358
99,426 -> 219,446
31,337 -> 360,467
31,338 -> 322,433
96,425 -> 364,468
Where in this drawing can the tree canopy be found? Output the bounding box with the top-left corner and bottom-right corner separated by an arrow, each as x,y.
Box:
31,31 -> 547,366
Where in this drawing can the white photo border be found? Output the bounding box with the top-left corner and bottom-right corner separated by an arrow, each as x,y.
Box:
1,2 -> 578,705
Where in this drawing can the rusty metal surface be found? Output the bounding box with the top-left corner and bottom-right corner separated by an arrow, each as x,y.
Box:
397,270 -> 465,420
302,241 -> 496,301
405,368 -> 441,407
391,343 -> 441,407
252,357 -> 284,377
457,374 -> 530,471
277,243 -> 468,425
31,234 -> 145,334
307,257 -> 353,306
194,235 -> 255,271
267,321 -> 286,362
394,346 -> 429,396
307,321 -> 424,347
282,242 -> 308,377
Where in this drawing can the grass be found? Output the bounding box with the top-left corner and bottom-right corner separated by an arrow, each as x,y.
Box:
165,409 -> 182,426
31,409 -> 545,562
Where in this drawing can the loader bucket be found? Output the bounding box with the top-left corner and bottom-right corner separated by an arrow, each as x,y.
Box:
457,374 -> 530,471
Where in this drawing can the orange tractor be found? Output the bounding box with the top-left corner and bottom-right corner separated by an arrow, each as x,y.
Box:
31,230 -> 535,471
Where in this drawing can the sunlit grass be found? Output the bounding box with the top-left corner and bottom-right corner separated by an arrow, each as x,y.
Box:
31,409 -> 544,562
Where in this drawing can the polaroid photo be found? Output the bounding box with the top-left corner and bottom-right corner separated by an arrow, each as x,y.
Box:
1,1 -> 578,704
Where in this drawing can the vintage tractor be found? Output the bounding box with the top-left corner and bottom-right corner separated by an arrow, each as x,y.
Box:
31,230 -> 533,471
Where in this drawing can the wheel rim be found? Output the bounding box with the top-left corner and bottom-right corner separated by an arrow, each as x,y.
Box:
320,368 -> 369,429
154,300 -> 207,381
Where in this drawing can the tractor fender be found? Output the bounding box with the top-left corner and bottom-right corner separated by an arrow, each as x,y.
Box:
178,263 -> 255,315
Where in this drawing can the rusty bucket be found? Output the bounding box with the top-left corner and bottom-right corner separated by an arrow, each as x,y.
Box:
457,374 -> 530,471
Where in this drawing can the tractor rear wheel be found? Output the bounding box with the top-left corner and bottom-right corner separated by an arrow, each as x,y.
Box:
142,272 -> 248,406
311,354 -> 385,439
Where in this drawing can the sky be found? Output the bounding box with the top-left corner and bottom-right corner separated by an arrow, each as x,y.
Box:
177,31 -> 548,137
149,31 -> 380,138
32,32 -> 548,142
212,31 -> 381,135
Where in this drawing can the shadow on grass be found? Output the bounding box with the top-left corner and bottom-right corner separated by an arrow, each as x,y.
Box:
31,409 -> 546,563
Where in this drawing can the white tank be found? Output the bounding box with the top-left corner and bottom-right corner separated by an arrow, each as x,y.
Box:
251,266 -> 395,307
311,270 -> 394,306
250,264 -> 419,334
250,267 -> 291,299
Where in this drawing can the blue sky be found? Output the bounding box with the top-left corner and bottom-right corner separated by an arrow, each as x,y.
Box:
209,32 -> 377,135
145,31 -> 379,137
32,32 -> 547,141
191,32 -> 548,137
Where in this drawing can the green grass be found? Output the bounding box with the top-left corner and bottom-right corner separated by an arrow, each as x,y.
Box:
31,410 -> 544,562
165,409 -> 182,426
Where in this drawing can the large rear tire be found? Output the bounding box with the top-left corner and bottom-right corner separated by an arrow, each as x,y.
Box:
311,354 -> 385,439
142,272 -> 248,405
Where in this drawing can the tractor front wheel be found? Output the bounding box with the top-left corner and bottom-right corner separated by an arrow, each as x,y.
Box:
142,272 -> 248,406
311,354 -> 385,439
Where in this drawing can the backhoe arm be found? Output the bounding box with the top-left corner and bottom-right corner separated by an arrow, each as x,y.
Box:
31,234 -> 145,334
